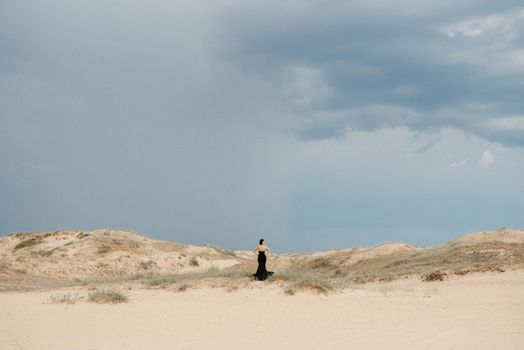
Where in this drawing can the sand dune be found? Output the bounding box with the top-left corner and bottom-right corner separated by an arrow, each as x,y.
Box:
1,227 -> 524,290
452,227 -> 524,244
0,229 -> 238,281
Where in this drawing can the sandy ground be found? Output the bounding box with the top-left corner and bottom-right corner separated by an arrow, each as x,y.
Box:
1,271 -> 524,350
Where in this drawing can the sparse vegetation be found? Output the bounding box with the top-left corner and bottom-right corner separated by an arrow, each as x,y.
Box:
139,260 -> 157,270
48,292 -> 84,304
284,286 -> 296,295
225,284 -> 239,292
96,245 -> 111,254
13,234 -> 50,251
309,257 -> 336,269
146,275 -> 178,288
422,271 -> 447,282
189,257 -> 199,266
88,289 -> 128,304
141,267 -> 251,288
269,269 -> 334,294
0,285 -> 24,292
177,283 -> 190,292
31,248 -> 59,257
206,244 -> 237,257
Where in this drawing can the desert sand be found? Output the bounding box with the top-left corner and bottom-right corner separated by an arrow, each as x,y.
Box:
1,228 -> 524,349
1,272 -> 523,350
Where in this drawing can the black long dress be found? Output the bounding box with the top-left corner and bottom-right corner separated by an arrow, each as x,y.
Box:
254,251 -> 273,281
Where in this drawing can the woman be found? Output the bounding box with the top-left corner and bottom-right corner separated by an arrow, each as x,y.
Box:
253,238 -> 273,281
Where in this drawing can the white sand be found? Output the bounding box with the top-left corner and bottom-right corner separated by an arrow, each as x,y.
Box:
1,271 -> 524,350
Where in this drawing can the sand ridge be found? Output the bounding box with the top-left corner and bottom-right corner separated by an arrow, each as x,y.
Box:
1,227 -> 524,290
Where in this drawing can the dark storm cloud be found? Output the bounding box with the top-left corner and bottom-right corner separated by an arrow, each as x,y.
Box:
212,0 -> 524,145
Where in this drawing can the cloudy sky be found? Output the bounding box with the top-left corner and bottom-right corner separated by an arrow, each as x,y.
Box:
1,0 -> 523,252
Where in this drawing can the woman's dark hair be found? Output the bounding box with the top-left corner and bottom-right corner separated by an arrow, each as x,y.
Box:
259,238 -> 264,245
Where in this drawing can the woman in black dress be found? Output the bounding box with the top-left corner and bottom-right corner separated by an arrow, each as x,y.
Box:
253,239 -> 273,280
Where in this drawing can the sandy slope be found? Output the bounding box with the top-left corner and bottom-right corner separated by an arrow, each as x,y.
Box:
1,271 -> 523,350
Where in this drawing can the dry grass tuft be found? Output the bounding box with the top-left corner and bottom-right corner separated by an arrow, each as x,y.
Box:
284,286 -> 296,295
88,289 -> 128,304
76,232 -> 89,239
139,260 -> 157,270
177,283 -> 190,292
189,257 -> 199,266
422,271 -> 447,282
96,245 -> 111,254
